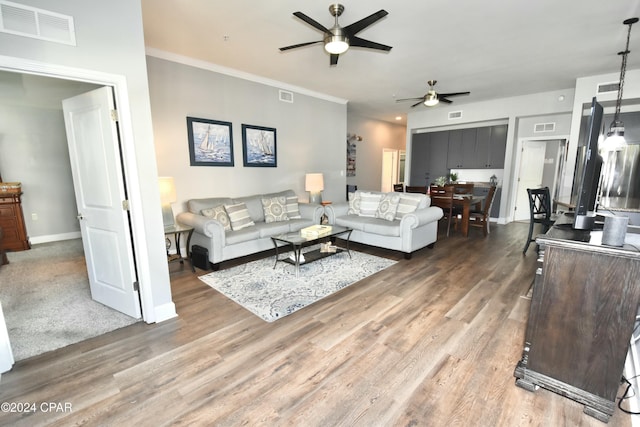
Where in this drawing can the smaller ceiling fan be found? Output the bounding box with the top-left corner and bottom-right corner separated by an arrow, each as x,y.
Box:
279,4 -> 392,66
396,80 -> 470,107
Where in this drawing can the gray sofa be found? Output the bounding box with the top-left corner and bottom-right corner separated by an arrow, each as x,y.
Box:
176,189 -> 323,270
324,190 -> 443,259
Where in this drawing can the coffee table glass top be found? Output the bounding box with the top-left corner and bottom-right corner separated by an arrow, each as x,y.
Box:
272,225 -> 351,245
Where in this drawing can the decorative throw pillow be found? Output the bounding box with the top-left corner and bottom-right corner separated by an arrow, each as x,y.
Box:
358,192 -> 382,217
201,205 -> 231,231
395,194 -> 422,219
286,195 -> 302,219
261,196 -> 289,223
347,191 -> 361,214
375,193 -> 401,221
224,202 -> 255,231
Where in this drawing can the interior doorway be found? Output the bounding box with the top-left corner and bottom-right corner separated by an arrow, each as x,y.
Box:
381,149 -> 403,192
514,138 -> 568,221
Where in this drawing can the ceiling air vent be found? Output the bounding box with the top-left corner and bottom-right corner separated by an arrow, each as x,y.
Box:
597,82 -> 620,94
534,122 -> 556,133
0,0 -> 76,45
448,111 -> 463,120
279,90 -> 294,103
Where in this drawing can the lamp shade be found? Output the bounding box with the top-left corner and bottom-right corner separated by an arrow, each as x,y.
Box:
158,176 -> 176,228
305,173 -> 324,192
158,177 -> 177,204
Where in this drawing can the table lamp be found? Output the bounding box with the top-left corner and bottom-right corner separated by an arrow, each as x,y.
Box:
305,173 -> 324,204
158,176 -> 177,228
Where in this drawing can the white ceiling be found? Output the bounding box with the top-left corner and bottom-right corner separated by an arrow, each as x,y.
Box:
141,1 -> 640,125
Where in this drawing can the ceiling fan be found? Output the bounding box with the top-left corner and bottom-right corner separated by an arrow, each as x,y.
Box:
279,4 -> 392,66
396,80 -> 470,107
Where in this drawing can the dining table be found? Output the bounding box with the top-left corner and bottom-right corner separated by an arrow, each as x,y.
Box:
453,194 -> 485,237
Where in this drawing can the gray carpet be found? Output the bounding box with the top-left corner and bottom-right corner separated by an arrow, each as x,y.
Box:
0,239 -> 139,361
200,248 -> 397,322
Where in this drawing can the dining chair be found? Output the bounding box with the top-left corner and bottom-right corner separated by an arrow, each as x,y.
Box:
393,184 -> 404,192
468,185 -> 496,236
523,187 -> 555,254
429,184 -> 455,236
406,185 -> 427,194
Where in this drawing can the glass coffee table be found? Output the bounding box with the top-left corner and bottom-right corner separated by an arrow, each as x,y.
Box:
271,225 -> 352,277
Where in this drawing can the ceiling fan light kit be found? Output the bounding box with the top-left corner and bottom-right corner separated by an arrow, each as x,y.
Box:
396,79 -> 470,108
280,4 -> 391,66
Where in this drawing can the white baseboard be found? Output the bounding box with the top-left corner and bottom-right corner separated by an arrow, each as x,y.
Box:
29,231 -> 82,245
151,302 -> 178,323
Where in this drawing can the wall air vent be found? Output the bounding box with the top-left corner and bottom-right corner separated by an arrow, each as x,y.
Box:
448,111 -> 463,120
597,82 -> 620,94
534,122 -> 556,133
0,1 -> 76,45
279,89 -> 294,103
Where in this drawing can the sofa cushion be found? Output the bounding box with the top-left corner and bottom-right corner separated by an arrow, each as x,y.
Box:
358,192 -> 382,217
261,196 -> 289,223
256,221 -> 290,237
396,194 -> 423,219
225,226 -> 261,245
201,204 -> 231,231
375,193 -> 401,221
224,202 -> 256,231
286,196 -> 302,219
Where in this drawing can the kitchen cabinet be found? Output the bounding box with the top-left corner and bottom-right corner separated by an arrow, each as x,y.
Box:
447,128 -> 477,168
410,131 -> 449,186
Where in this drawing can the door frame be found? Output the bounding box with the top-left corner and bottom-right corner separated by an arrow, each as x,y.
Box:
381,148 -> 399,192
0,54 -> 157,322
509,134 -> 570,223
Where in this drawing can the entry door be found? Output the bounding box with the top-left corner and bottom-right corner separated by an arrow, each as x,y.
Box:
62,87 -> 141,318
514,140 -> 547,221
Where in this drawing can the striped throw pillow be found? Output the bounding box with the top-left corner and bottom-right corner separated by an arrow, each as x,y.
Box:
224,202 -> 255,231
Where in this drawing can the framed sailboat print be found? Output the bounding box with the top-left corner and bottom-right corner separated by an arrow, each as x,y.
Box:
241,124 -> 277,167
187,117 -> 234,166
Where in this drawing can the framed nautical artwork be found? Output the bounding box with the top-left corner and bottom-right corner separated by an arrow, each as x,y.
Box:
187,117 -> 234,166
241,124 -> 277,167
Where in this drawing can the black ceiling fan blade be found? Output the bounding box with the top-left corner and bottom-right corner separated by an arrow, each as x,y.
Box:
439,97 -> 453,104
411,100 -> 425,108
279,41 -> 323,51
396,97 -> 424,103
344,10 -> 388,35
437,91 -> 470,98
330,53 -> 339,66
293,12 -> 330,34
349,36 -> 392,51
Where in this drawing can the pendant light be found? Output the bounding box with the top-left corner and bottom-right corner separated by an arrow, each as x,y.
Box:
602,17 -> 639,151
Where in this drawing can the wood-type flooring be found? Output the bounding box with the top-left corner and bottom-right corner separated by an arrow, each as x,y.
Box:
0,222 -> 634,426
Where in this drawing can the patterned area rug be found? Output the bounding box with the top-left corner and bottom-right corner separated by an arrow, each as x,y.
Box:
199,248 -> 396,322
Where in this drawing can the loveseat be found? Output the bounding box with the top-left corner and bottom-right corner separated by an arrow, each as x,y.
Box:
176,189 -> 323,270
324,190 -> 443,259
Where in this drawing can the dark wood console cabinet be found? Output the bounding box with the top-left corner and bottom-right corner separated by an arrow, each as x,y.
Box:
514,222 -> 640,422
0,192 -> 30,252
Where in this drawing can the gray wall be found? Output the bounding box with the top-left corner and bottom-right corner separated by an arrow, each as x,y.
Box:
147,55 -> 347,208
0,73 -> 99,241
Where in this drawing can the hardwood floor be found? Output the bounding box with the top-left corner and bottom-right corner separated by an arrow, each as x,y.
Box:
0,222 -> 633,426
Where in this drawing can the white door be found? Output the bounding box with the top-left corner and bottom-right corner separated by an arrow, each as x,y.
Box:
62,87 -> 141,318
381,149 -> 398,192
514,140 -> 547,221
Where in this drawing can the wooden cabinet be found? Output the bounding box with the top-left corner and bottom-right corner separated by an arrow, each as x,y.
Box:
409,131 -> 448,186
514,222 -> 640,422
446,128 -> 477,168
0,192 -> 29,251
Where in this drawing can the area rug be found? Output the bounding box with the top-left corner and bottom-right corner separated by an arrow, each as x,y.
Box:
199,249 -> 396,322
